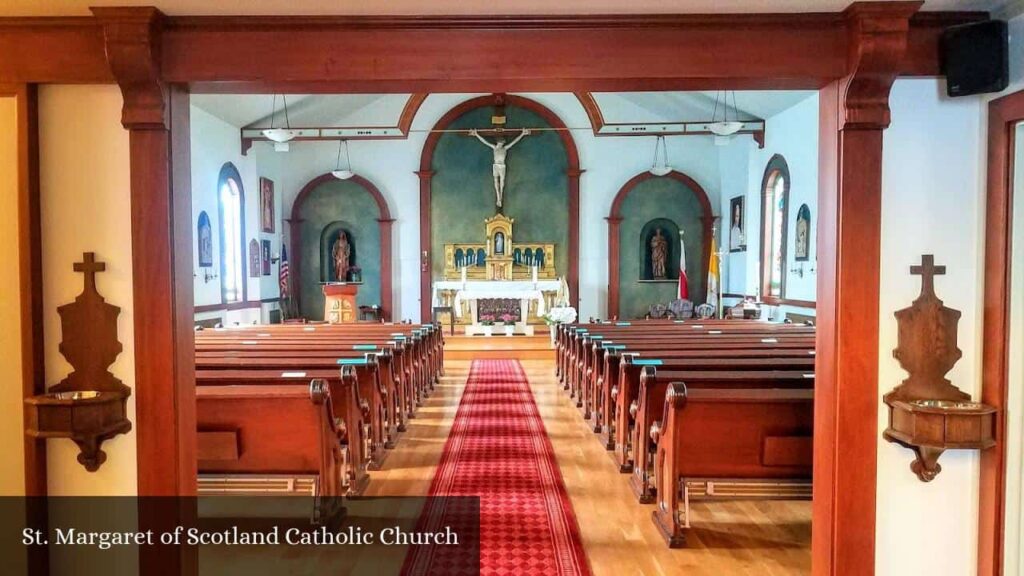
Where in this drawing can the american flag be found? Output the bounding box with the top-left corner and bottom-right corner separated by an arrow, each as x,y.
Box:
279,244 -> 290,298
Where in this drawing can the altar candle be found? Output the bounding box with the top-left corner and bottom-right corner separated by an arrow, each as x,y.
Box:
532,265 -> 538,283
461,266 -> 467,284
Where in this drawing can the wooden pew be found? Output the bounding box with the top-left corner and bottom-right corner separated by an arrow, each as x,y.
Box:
580,332 -> 814,421
196,367 -> 371,495
627,367 -> 814,502
650,383 -> 813,547
195,379 -> 348,523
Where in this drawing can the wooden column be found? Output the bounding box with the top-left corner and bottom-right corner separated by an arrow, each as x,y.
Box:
567,167 -> 583,311
378,217 -> 395,321
417,169 -> 434,322
813,3 -> 921,575
606,216 -> 623,319
93,6 -> 196,574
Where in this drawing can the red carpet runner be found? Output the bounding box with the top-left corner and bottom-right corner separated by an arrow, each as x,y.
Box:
403,359 -> 591,576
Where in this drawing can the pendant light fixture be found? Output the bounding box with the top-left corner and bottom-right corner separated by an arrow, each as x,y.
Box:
262,94 -> 296,144
649,135 -> 672,176
708,90 -> 743,140
331,139 -> 355,180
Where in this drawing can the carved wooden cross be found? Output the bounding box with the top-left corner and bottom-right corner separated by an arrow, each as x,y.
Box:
73,252 -> 106,295
910,254 -> 945,298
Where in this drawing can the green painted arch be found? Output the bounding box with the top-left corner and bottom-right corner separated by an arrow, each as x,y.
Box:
608,170 -> 713,320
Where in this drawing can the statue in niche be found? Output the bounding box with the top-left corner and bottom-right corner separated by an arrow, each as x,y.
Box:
332,231 -> 351,282
469,128 -> 531,208
494,232 -> 505,255
651,228 -> 668,279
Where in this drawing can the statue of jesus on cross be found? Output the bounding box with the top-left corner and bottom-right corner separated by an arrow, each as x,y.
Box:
469,128 -> 530,208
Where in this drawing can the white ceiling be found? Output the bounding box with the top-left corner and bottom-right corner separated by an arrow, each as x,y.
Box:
191,91 -> 816,130
0,0 -> 1000,17
191,94 -> 412,129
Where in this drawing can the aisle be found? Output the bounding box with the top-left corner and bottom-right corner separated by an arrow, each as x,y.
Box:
404,359 -> 592,576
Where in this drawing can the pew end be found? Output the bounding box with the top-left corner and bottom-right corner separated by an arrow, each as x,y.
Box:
651,382 -> 814,548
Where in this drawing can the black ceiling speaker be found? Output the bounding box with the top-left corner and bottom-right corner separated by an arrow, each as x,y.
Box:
941,20 -> 1009,97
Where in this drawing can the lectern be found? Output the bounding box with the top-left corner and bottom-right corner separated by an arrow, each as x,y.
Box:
323,283 -> 359,323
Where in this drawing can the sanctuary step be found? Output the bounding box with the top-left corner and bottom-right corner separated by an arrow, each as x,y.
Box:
444,333 -> 556,361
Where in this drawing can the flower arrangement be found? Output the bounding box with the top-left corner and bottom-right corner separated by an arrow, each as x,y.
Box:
479,314 -> 496,326
541,306 -> 578,326
499,313 -> 516,326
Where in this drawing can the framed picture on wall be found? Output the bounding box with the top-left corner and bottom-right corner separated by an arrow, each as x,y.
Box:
261,239 -> 272,276
729,196 -> 746,253
795,204 -> 812,261
197,211 -> 213,267
260,177 -> 275,233
249,239 -> 260,278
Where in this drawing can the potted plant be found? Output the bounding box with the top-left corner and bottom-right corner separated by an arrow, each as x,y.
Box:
348,266 -> 362,283
500,313 -> 516,336
479,314 -> 495,337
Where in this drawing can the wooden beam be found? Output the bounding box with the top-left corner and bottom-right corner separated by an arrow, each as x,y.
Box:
813,3 -> 922,575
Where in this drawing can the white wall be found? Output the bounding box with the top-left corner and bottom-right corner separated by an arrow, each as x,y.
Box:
39,85 -> 136,496
876,78 -> 986,576
191,104 -> 283,325
227,93 -> 729,322
719,92 -> 819,321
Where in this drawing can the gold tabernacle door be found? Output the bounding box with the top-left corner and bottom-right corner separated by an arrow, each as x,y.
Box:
442,213 -> 556,281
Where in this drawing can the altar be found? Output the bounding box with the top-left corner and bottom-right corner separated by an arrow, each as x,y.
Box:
433,279 -> 561,332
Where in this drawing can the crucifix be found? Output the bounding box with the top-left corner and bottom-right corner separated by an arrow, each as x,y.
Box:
469,128 -> 531,209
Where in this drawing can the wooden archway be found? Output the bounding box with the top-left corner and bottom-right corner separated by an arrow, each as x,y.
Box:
417,93 -> 582,321
606,170 -> 714,319
288,173 -> 395,321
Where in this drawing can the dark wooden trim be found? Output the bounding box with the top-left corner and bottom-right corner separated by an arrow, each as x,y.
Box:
0,12 -> 984,88
760,154 -> 791,300
239,93 -> 428,154
290,173 -> 394,321
417,93 -> 581,321
216,161 -> 247,305
607,170 -> 714,319
575,91 -> 766,145
979,88 -> 1024,576
812,5 -> 921,574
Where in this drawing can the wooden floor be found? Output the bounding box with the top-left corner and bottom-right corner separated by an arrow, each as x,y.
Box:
442,333 -> 556,360
367,358 -> 812,575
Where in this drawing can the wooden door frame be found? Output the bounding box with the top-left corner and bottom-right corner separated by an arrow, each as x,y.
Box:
979,88 -> 1024,576
0,3 -> 983,575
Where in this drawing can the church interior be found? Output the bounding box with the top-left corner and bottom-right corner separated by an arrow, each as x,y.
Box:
1,2 -> 1023,576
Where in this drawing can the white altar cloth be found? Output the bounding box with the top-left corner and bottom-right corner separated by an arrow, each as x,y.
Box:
433,280 -> 561,318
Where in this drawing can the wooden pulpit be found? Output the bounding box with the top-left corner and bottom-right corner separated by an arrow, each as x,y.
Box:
323,283 -> 359,323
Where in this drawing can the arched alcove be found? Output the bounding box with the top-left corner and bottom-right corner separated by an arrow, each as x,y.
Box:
418,94 -> 581,320
607,170 -> 713,320
639,218 -> 681,280
319,223 -> 358,283
290,173 -> 394,321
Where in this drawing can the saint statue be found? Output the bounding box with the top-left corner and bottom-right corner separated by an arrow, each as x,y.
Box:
332,232 -> 350,282
494,232 -> 505,255
651,228 -> 668,279
469,128 -> 531,208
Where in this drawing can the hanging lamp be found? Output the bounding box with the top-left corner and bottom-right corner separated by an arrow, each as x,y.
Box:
262,94 -> 296,144
649,135 -> 672,176
708,90 -> 743,139
331,140 -> 355,180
